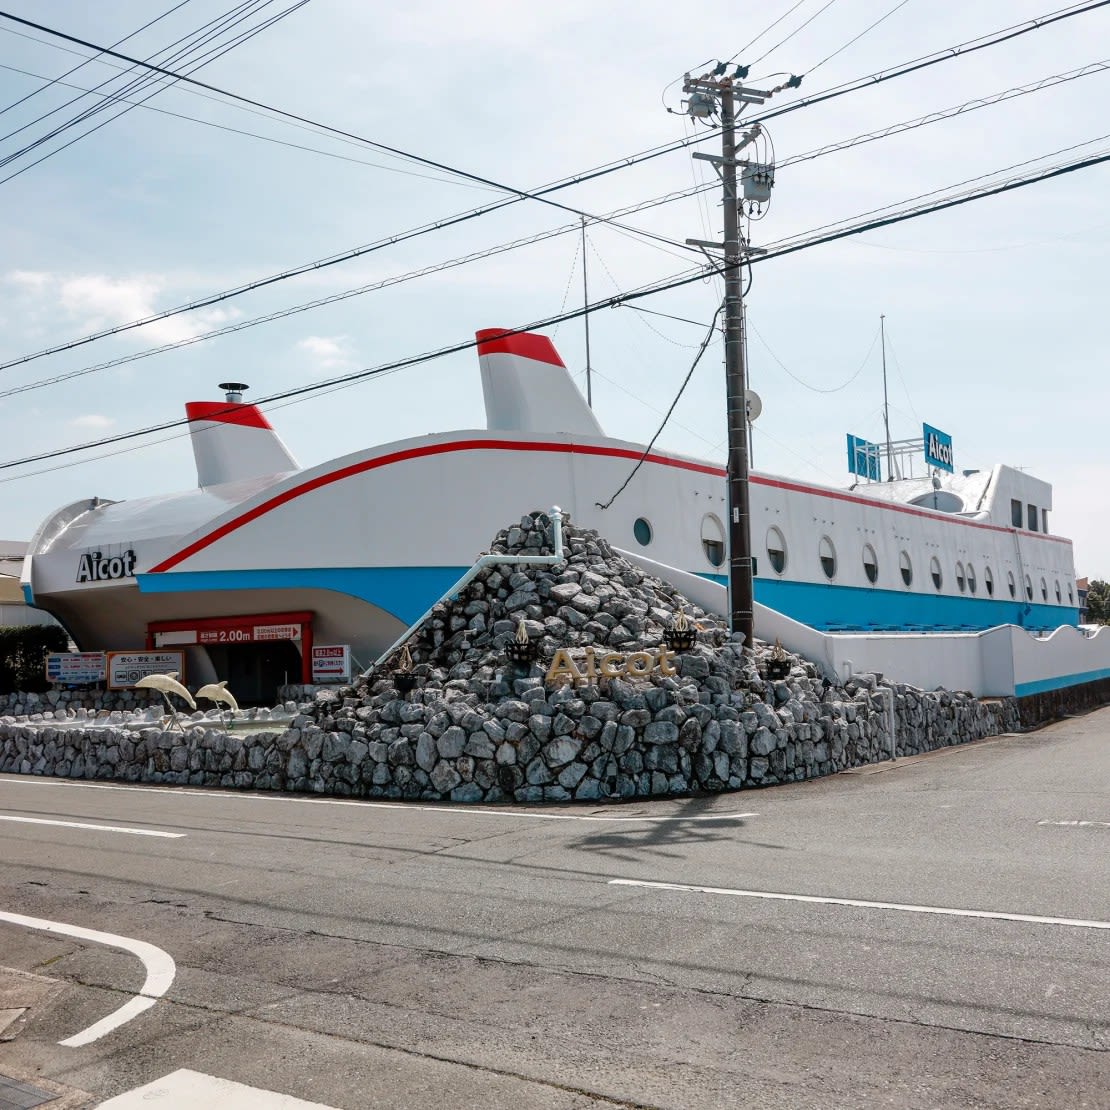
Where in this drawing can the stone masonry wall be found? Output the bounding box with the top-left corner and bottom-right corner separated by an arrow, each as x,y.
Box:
0,515 -> 1022,801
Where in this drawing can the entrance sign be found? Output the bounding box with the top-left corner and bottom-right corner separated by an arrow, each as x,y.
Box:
312,645 -> 351,683
923,422 -> 954,473
546,646 -> 678,685
108,650 -> 186,690
46,652 -> 106,685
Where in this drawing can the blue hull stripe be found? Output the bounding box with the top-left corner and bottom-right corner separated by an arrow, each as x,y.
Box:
1014,667 -> 1110,697
699,574 -> 1078,632
21,583 -> 33,605
136,566 -> 467,626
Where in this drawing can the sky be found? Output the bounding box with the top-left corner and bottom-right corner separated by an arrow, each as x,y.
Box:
0,0 -> 1107,575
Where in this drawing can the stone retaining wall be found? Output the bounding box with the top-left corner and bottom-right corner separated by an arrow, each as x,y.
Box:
0,515 -> 1024,802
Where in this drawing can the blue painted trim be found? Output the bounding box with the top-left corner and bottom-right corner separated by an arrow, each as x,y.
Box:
1015,667 -> 1110,697
21,582 -> 33,605
697,572 -> 1078,633
136,566 -> 466,626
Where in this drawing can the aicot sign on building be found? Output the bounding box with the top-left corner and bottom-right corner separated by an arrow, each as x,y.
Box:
76,549 -> 137,584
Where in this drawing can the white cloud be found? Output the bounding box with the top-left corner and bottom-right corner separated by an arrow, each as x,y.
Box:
68,414 -> 116,429
297,335 -> 357,376
6,270 -> 50,290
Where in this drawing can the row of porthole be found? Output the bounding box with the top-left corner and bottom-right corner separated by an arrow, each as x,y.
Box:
765,526 -> 1075,604
631,516 -> 1075,605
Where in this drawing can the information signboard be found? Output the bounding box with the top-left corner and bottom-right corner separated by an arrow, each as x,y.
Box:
923,422 -> 954,473
45,652 -> 106,685
311,645 -> 351,684
846,433 -> 881,481
107,650 -> 186,690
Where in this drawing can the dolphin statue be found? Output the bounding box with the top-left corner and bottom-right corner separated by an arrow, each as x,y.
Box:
196,681 -> 240,714
135,671 -> 196,730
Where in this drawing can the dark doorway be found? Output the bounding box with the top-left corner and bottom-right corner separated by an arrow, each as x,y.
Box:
205,640 -> 303,705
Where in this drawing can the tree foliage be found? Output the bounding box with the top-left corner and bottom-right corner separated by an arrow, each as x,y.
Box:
1085,579 -> 1110,624
0,625 -> 68,693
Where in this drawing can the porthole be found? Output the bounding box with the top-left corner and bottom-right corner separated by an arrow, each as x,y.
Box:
967,564 -> 977,594
701,513 -> 725,567
955,562 -> 966,593
633,517 -> 653,546
984,566 -> 994,596
899,551 -> 912,587
1008,571 -> 1016,598
819,536 -> 836,580
862,544 -> 878,584
766,526 -> 787,574
1055,580 -> 1061,603
1040,577 -> 1048,601
1068,583 -> 1074,604
1025,575 -> 1033,601
930,556 -> 942,590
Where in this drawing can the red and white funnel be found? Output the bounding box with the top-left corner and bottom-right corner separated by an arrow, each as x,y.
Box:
185,384 -> 299,487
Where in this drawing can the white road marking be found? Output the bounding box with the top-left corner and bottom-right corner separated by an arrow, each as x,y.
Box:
608,879 -> 1110,931
0,910 -> 176,1046
0,815 -> 184,838
1037,819 -> 1110,828
96,1069 -> 339,1108
0,777 -> 753,823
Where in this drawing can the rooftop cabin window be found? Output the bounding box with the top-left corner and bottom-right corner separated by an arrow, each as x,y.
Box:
1043,508 -> 1049,533
1011,499 -> 1022,528
1027,503 -> 1038,532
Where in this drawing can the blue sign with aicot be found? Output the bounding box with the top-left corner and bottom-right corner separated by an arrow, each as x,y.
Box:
846,433 -> 881,481
923,422 -> 954,473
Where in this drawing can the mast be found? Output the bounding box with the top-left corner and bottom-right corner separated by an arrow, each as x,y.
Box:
881,314 -> 893,481
581,216 -> 593,408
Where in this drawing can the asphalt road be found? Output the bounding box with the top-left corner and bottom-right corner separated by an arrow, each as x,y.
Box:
0,708 -> 1107,1108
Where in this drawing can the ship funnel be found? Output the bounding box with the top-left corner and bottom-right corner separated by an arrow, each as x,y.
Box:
219,381 -> 249,403
476,329 -> 604,437
185,389 -> 299,488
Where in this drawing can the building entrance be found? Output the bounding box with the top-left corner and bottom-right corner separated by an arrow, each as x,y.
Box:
204,640 -> 303,705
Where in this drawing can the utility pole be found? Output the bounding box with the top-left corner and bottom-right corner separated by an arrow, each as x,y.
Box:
682,67 -> 790,651
581,216 -> 593,408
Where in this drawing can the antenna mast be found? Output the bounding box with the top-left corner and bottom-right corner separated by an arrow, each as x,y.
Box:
880,314 -> 893,481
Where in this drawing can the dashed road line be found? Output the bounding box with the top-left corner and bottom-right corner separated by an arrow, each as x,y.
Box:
0,910 -> 176,1046
608,878 -> 1110,930
1037,819 -> 1110,828
0,815 -> 184,838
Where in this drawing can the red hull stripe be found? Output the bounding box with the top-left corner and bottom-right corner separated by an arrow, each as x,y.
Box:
150,439 -> 1070,573
185,401 -> 274,430
475,328 -> 564,367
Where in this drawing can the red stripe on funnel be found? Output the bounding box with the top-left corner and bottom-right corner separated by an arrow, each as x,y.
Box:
185,401 -> 274,430
475,328 -> 564,367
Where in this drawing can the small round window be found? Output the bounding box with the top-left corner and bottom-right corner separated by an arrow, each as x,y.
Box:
984,566 -> 994,596
633,517 -> 653,546
899,551 -> 912,587
955,562 -> 966,593
819,536 -> 836,580
1008,571 -> 1016,598
766,526 -> 787,574
930,556 -> 942,590
862,544 -> 878,584
967,564 -> 977,594
1025,575 -> 1033,601
1040,577 -> 1048,601
1055,580 -> 1061,603
701,514 -> 725,567
1068,583 -> 1074,604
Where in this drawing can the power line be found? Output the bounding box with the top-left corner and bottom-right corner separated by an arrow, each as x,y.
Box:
750,322 -> 881,393
805,0 -> 914,74
1,142 -> 1106,477
0,1 -> 1100,377
726,0 -> 812,64
0,8 -> 692,255
750,0 -> 841,66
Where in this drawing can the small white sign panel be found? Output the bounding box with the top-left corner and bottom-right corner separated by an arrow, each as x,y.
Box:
107,650 -> 186,690
46,652 -> 106,685
311,644 -> 351,684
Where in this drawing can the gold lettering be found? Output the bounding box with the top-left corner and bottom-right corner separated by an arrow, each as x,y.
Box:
599,652 -> 624,678
655,646 -> 677,676
625,651 -> 654,678
546,648 -> 584,684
